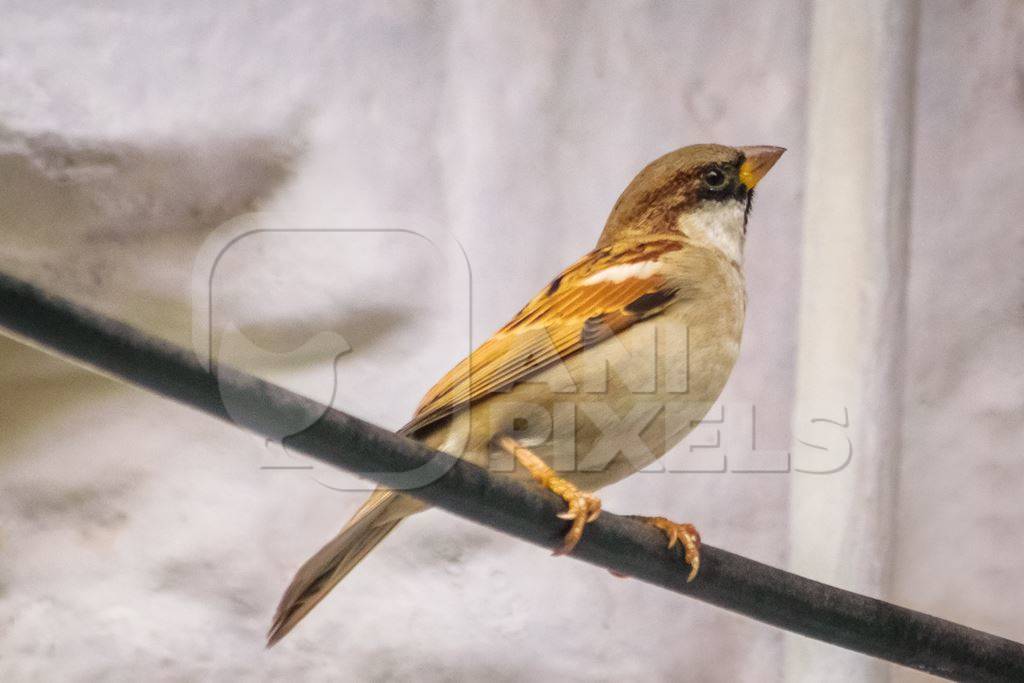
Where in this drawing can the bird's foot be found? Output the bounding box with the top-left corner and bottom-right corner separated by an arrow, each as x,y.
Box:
494,435 -> 601,555
551,486 -> 602,556
632,516 -> 701,581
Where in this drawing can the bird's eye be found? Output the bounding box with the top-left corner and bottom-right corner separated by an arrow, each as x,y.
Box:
703,168 -> 727,190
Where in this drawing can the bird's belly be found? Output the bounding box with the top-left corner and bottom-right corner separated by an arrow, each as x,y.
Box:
429,304 -> 742,492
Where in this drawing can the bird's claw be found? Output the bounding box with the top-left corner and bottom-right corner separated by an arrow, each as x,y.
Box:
642,517 -> 701,581
553,492 -> 602,555
493,435 -> 602,557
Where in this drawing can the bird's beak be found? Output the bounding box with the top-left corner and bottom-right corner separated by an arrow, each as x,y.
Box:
737,146 -> 786,188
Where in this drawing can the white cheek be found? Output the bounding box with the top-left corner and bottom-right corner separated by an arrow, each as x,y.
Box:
678,200 -> 746,263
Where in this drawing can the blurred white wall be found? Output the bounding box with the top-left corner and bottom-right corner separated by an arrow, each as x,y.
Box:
893,4 -> 1024,681
0,2 -> 1020,681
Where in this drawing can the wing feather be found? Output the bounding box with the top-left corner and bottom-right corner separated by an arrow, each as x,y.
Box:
400,239 -> 688,436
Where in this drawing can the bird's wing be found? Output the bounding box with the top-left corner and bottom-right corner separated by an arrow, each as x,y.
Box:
400,238 -> 692,437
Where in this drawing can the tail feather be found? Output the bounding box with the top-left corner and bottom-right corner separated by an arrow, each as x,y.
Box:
267,490 -> 409,646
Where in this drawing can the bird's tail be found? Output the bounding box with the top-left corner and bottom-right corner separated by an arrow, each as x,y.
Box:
267,489 -> 417,646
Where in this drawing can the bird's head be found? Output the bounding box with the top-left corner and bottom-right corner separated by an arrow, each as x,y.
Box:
598,144 -> 784,262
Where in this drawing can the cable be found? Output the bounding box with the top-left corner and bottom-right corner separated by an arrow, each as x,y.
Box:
0,271 -> 1021,681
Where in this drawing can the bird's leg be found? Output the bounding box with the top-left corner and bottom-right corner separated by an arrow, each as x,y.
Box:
493,434 -> 601,556
627,515 -> 701,581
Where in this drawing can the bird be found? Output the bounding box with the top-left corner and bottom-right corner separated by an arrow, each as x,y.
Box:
267,143 -> 784,646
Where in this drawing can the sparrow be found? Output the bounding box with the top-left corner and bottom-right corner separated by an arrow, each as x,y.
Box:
267,143 -> 784,646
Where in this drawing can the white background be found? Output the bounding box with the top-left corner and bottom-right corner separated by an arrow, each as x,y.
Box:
1,2 -> 1021,681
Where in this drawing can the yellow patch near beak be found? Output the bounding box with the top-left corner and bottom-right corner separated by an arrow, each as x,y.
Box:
737,146 -> 786,188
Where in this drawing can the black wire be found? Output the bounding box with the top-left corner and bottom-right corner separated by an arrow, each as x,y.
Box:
1,270 -> 1022,681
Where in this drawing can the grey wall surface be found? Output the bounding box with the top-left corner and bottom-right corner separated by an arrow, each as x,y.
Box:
0,2 -> 1019,681
892,5 -> 1024,681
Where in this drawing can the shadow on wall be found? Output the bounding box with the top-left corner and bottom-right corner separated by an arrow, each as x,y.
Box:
0,124 -> 299,300
0,125 -> 301,454
0,126 -> 428,463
